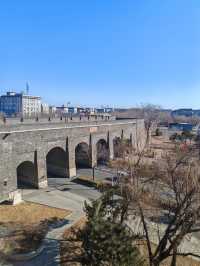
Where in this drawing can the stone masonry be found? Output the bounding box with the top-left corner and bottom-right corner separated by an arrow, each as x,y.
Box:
0,119 -> 145,202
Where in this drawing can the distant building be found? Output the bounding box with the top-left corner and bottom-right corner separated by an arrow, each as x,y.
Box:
0,92 -> 22,116
171,109 -> 193,117
95,108 -> 105,113
22,94 -> 41,117
49,105 -> 56,115
172,109 -> 200,118
67,107 -> 78,114
56,105 -> 68,115
41,103 -> 49,114
169,123 -> 193,132
76,107 -> 85,114
193,110 -> 200,116
113,108 -> 129,112
105,107 -> 114,113
85,107 -> 92,114
93,107 -> 113,113
171,108 -> 200,119
0,91 -> 41,117
55,105 -> 78,115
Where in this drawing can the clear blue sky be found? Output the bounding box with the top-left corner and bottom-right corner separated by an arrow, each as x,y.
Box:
0,1 -> 199,109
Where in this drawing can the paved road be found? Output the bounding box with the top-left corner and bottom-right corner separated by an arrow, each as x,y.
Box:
47,167 -> 115,200
77,167 -> 116,181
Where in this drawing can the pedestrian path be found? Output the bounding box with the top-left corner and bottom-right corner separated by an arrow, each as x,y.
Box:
2,187 -> 89,266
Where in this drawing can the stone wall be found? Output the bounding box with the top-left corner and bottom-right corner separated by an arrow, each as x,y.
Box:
0,119 -> 146,202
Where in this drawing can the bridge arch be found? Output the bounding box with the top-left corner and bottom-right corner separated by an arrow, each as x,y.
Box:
46,147 -> 68,178
75,142 -> 91,169
96,139 -> 109,166
17,161 -> 37,188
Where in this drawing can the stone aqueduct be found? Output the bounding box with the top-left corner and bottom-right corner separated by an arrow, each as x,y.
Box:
0,119 -> 145,202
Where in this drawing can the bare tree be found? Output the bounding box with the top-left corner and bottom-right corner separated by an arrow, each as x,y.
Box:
172,115 -> 200,126
113,142 -> 200,266
140,104 -> 163,141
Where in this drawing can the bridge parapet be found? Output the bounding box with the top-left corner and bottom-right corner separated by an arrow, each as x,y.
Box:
0,114 -> 115,127
0,119 -> 142,133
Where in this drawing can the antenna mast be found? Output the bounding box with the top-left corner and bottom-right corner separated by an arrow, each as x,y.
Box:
26,82 -> 29,95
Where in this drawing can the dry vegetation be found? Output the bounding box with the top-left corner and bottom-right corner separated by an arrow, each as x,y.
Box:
138,241 -> 200,266
59,135 -> 200,265
0,202 -> 71,255
60,218 -> 200,266
150,135 -> 174,150
0,202 -> 70,225
60,217 -> 86,266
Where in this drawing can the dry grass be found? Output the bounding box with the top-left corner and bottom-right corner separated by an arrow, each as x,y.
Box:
150,136 -> 175,154
0,202 -> 71,255
0,201 -> 71,225
163,256 -> 200,266
138,240 -> 200,266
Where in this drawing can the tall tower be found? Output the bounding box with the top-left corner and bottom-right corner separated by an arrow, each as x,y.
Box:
26,82 -> 29,95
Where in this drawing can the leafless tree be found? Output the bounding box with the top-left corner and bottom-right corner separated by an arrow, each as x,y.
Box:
172,114 -> 200,126
139,104 -> 162,142
113,141 -> 200,266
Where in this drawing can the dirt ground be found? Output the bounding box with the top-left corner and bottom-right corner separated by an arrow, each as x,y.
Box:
0,202 -> 71,255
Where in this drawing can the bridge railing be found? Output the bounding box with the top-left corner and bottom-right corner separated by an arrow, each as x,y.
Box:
0,118 -> 142,133
0,114 -> 115,125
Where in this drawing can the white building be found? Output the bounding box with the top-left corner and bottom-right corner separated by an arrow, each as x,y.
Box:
49,105 -> 57,115
41,103 -> 49,114
22,95 -> 41,117
56,105 -> 68,115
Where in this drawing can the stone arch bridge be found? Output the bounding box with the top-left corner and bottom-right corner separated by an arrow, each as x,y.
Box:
0,119 -> 145,202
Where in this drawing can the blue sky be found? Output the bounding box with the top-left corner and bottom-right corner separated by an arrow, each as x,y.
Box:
0,0 -> 199,109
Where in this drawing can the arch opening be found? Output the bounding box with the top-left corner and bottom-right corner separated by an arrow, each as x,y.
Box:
96,139 -> 109,166
46,147 -> 68,178
75,142 -> 91,169
17,161 -> 37,189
